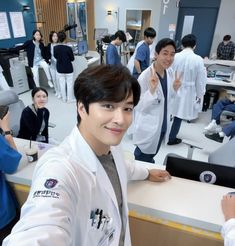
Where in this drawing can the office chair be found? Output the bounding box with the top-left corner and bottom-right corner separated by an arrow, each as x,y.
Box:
0,89 -> 25,136
208,137 -> 235,167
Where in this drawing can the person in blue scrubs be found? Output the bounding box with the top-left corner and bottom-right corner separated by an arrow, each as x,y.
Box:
106,30 -> 127,65
0,112 -> 22,244
132,27 -> 156,79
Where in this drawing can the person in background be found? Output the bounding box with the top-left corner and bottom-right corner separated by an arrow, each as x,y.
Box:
54,31 -> 75,103
3,65 -> 171,245
205,120 -> 235,143
10,29 -> 53,88
18,87 -> 49,143
0,112 -> 22,244
47,31 -> 61,98
217,35 -> 235,60
106,30 -> 127,65
133,38 -> 181,163
204,97 -> 235,143
132,27 -> 156,79
221,194 -> 235,246
168,34 -> 207,145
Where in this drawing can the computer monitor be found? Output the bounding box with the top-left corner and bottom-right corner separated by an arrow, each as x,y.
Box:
165,155 -> 235,188
77,40 -> 88,56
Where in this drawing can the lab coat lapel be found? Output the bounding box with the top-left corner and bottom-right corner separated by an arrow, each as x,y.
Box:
95,157 -> 119,212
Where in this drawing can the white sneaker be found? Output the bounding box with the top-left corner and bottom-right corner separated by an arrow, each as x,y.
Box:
48,80 -> 54,88
204,121 -> 222,133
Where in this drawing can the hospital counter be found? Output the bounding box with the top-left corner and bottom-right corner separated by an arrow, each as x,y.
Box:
6,138 -> 227,246
204,58 -> 235,67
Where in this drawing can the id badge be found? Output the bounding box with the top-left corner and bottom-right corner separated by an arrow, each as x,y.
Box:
36,134 -> 46,142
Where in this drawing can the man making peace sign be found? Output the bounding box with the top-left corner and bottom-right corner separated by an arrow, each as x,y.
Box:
133,38 -> 181,163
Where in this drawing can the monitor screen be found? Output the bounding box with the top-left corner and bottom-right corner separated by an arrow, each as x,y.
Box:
77,40 -> 88,55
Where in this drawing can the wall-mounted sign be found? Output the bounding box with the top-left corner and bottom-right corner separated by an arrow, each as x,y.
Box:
0,12 -> 11,40
9,12 -> 26,38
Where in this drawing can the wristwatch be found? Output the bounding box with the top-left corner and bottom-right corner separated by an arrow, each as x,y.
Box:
2,130 -> 13,136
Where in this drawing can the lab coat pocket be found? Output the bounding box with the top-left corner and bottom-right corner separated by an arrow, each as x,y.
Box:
88,222 -> 106,245
98,228 -> 115,246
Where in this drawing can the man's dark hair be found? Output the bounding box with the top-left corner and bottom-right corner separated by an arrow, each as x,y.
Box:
223,35 -> 231,41
74,65 -> 140,124
181,34 -> 196,48
144,27 -> 156,38
49,31 -> 57,43
114,30 -> 126,43
57,31 -> 66,43
155,38 -> 176,54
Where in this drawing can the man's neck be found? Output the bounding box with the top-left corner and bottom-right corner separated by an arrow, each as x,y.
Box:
153,62 -> 165,78
78,124 -> 110,156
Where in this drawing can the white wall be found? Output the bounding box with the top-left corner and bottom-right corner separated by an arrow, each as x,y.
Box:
94,0 -> 161,35
210,0 -> 235,56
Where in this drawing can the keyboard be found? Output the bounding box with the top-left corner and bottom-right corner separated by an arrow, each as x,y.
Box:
85,56 -> 93,60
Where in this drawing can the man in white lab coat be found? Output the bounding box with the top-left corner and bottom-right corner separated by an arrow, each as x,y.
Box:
133,38 -> 181,163
3,65 -> 171,246
221,194 -> 235,246
168,34 -> 206,145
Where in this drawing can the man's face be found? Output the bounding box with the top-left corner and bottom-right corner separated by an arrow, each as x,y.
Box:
78,94 -> 134,154
155,45 -> 175,69
116,38 -> 123,46
223,41 -> 229,45
146,37 -> 155,45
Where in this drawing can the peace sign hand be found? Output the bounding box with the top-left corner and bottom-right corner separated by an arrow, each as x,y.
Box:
173,71 -> 182,91
149,67 -> 159,95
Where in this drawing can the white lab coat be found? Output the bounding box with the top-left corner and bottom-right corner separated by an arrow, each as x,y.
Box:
127,40 -> 144,73
171,48 -> 207,120
3,127 -> 149,246
221,218 -> 235,246
132,64 -> 176,154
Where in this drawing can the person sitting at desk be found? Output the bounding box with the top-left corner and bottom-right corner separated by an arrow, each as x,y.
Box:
0,111 -> 22,244
18,87 -> 49,143
204,97 -> 235,142
221,194 -> 235,246
3,65 -> 171,245
106,30 -> 127,65
217,35 -> 235,60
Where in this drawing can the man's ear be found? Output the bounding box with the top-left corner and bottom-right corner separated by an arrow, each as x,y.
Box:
77,102 -> 87,118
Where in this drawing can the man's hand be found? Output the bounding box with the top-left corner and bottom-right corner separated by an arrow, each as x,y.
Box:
221,194 -> 235,221
149,67 -> 159,95
147,169 -> 171,182
173,71 -> 182,91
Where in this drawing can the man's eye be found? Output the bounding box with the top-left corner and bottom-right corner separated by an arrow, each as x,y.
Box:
125,107 -> 133,112
102,104 -> 114,109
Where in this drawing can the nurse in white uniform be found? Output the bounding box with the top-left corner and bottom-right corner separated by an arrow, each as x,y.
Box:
3,65 -> 170,246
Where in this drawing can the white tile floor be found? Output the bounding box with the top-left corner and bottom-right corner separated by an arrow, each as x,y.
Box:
19,87 -> 229,166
